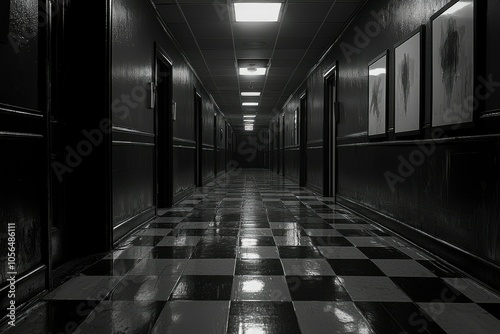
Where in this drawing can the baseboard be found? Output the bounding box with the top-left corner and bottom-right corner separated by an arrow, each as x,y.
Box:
0,265 -> 46,321
337,195 -> 500,293
173,185 -> 197,204
306,182 -> 322,195
113,207 -> 156,244
285,174 -> 299,185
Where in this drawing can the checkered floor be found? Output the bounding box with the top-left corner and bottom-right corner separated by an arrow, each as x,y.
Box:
5,170 -> 500,333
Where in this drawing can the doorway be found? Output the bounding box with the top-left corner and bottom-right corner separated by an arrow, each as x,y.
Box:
299,93 -> 307,187
281,114 -> 285,177
214,114 -> 217,178
194,91 -> 203,187
324,65 -> 338,199
155,45 -> 173,209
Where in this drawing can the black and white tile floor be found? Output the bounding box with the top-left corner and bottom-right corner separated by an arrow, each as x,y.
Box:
5,170 -> 500,333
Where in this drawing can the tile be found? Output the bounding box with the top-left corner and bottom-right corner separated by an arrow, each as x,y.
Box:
278,246 -> 324,259
203,228 -> 240,237
358,247 -> 411,259
149,246 -> 195,259
281,259 -> 335,276
239,237 -> 276,247
417,260 -> 465,278
286,276 -> 351,301
45,276 -> 123,300
328,259 -> 385,276
151,301 -> 230,334
372,259 -> 437,277
391,277 -> 473,303
156,236 -> 201,247
309,236 -> 353,247
108,276 -> 179,301
81,259 -> 141,276
396,247 -> 434,260
238,246 -> 280,259
169,276 -> 233,301
274,236 -> 315,246
345,237 -> 387,247
339,277 -> 411,302
227,302 -> 301,334
191,245 -> 237,259
380,302 -> 446,334
235,259 -> 284,275
168,229 -> 205,237
232,276 -> 292,301
294,301 -> 375,334
128,235 -> 165,246
104,246 -> 153,260
174,222 -> 210,229
74,300 -> 165,334
418,303 -> 500,333
355,302 -> 407,333
128,259 -> 187,276
304,229 -> 343,237
318,246 -> 368,259
240,222 -> 271,228
271,229 -> 306,237
336,229 -> 374,237
240,228 -> 273,237
134,228 -> 173,236
144,222 -> 179,229
270,222 -> 302,229
442,278 -> 500,303
182,259 -> 236,276
478,303 -> 500,321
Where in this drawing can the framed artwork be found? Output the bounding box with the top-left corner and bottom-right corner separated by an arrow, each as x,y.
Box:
368,51 -> 388,138
394,26 -> 425,135
431,0 -> 475,128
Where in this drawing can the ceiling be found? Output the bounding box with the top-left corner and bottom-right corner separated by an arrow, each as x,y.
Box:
152,0 -> 365,130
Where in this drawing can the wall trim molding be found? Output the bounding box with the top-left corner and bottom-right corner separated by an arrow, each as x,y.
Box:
113,207 -> 156,243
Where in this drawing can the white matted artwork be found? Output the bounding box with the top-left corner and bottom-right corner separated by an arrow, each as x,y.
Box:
368,52 -> 388,137
395,28 -> 423,134
432,0 -> 474,127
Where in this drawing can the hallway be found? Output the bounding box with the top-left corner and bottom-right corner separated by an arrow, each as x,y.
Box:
5,170 -> 500,334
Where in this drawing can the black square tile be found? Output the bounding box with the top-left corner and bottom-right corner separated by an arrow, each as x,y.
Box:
208,222 -> 240,228
381,302 -> 447,334
235,259 -> 284,275
327,259 -> 385,276
144,222 -> 178,229
278,246 -> 324,258
337,229 -> 374,237
198,236 -> 239,247
310,236 -> 354,247
391,277 -> 473,303
168,229 -> 205,237
149,246 -> 195,259
240,237 -> 276,247
82,259 -> 140,276
355,302 -> 406,333
191,245 -> 237,258
272,229 -> 307,237
479,303 -> 500,321
161,212 -> 187,217
203,228 -> 240,237
228,302 -> 301,334
169,275 -> 233,300
286,276 -> 351,301
299,222 -> 334,229
416,260 -> 465,278
358,247 -> 411,259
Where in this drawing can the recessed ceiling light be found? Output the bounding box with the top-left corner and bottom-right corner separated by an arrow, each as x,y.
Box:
245,125 -> 254,131
243,115 -> 257,118
239,67 -> 266,76
234,3 -> 282,22
241,92 -> 261,97
242,102 -> 259,106
244,119 -> 255,123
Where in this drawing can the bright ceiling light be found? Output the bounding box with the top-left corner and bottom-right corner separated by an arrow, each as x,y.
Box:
242,102 -> 259,106
244,119 -> 255,123
241,92 -> 261,97
245,126 -> 254,131
234,3 -> 282,22
239,67 -> 266,76
243,115 -> 257,118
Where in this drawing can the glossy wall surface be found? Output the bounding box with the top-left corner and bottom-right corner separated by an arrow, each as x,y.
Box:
276,0 -> 500,289
111,0 -> 224,240
0,0 -> 46,311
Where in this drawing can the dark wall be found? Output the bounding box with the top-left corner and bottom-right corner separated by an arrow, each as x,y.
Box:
0,0 -> 46,311
235,132 -> 266,169
111,0 -> 224,238
276,0 -> 500,289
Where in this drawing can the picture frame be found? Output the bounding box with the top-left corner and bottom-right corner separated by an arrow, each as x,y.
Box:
394,26 -> 425,136
431,0 -> 475,129
368,51 -> 389,138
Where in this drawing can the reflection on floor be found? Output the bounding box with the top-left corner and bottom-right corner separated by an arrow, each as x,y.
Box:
4,170 -> 500,333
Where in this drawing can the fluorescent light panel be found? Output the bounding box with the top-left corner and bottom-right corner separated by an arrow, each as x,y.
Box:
243,115 -> 257,118
241,92 -> 261,97
234,3 -> 282,22
245,126 -> 254,131
239,67 -> 266,76
242,102 -> 259,106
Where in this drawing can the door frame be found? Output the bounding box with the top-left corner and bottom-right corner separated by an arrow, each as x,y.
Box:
154,43 -> 173,209
323,63 -> 338,199
299,91 -> 307,187
194,90 -> 203,187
